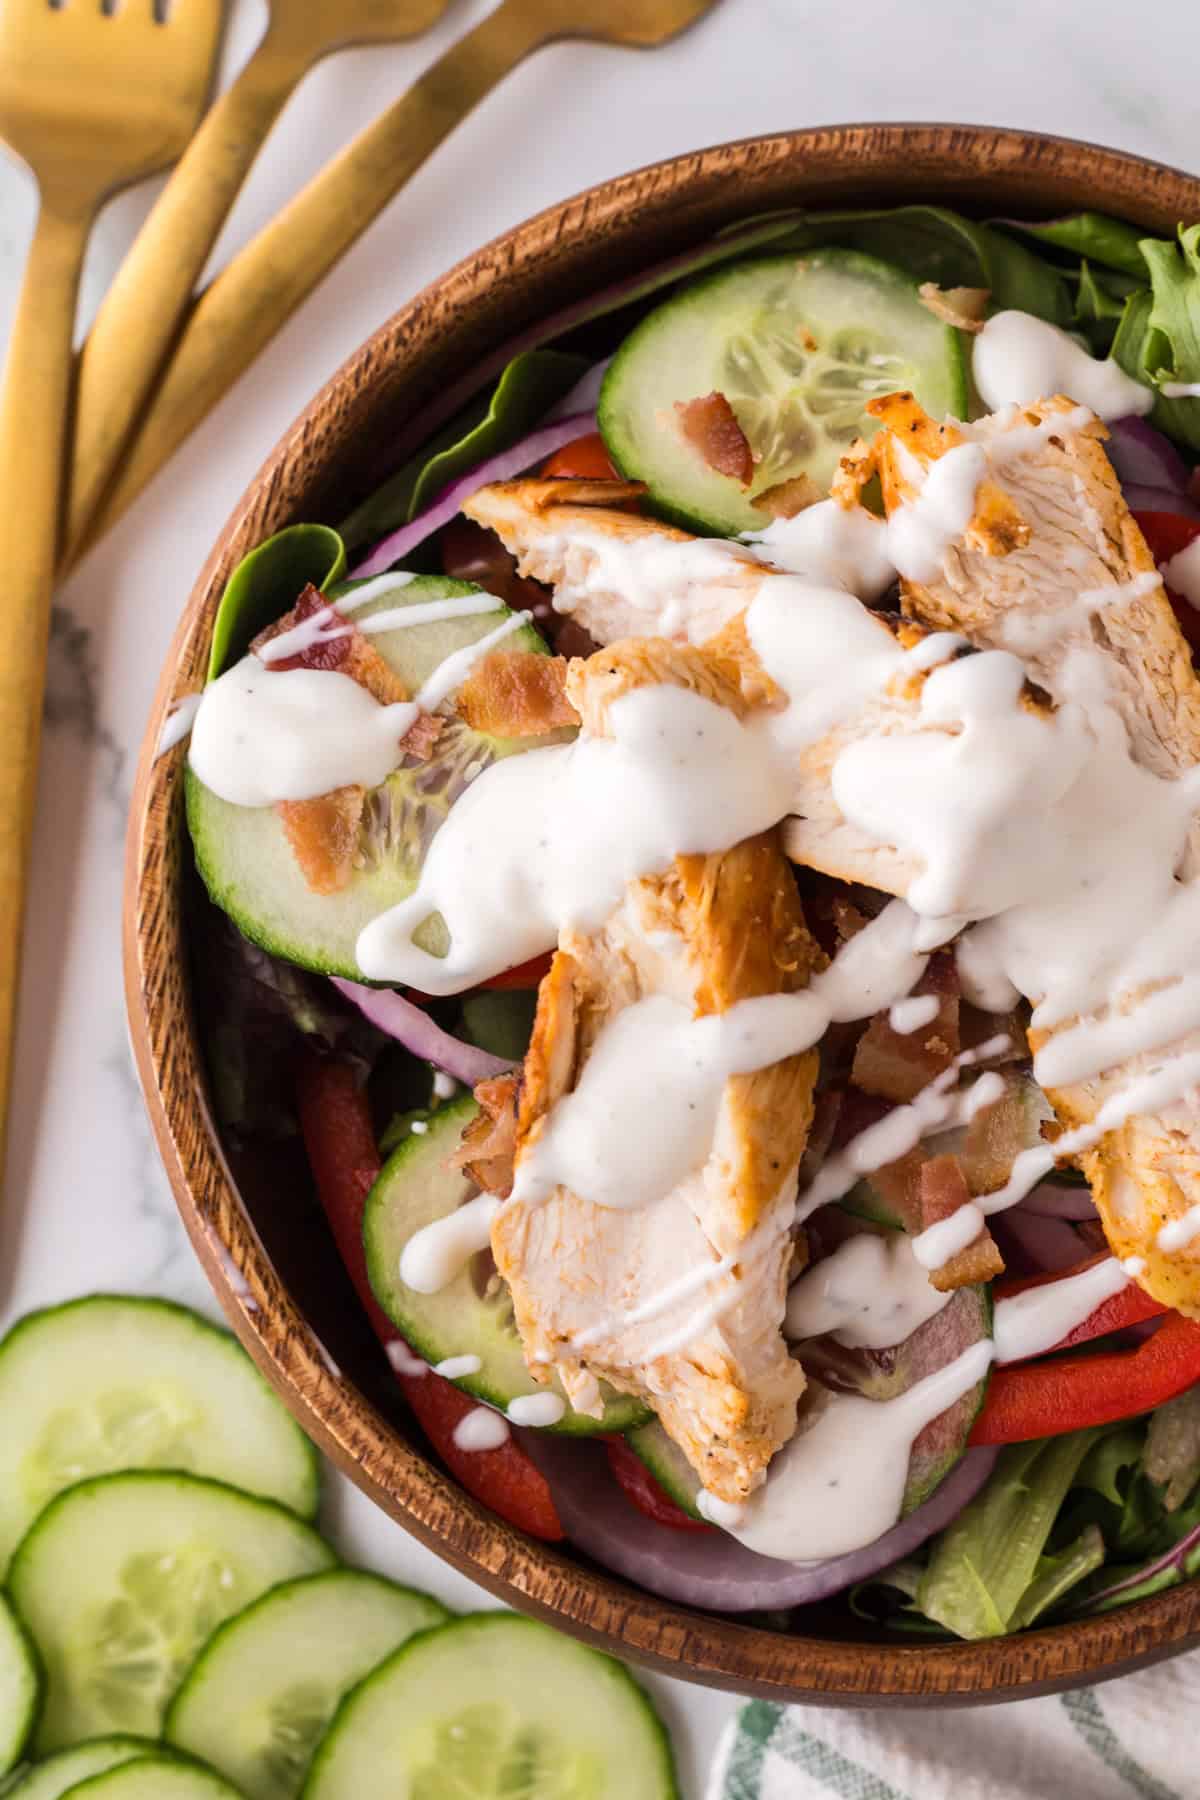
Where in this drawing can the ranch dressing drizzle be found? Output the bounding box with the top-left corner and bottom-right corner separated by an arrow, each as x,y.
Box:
720,1341 -> 994,1562
385,1341 -> 428,1377
156,693 -> 202,757
992,1256 -> 1129,1364
432,1355 -> 482,1379
785,1232 -> 951,1350
973,310 -> 1154,418
1159,381 -> 1200,399
356,683 -> 792,992
452,1407 -> 511,1452
506,1393 -> 566,1427
256,588 -> 501,664
399,1194 -> 500,1294
1166,538 -> 1200,610
888,993 -> 942,1035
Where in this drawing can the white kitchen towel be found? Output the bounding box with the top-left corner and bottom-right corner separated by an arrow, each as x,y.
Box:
710,1654 -> 1199,1800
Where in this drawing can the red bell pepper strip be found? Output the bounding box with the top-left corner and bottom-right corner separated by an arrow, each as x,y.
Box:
970,1312 -> 1200,1445
605,1437 -> 711,1534
1133,510 -> 1200,656
994,1251 -> 1169,1361
295,1053 -> 564,1540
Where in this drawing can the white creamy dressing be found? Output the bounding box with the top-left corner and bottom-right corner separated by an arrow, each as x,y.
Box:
452,1407 -> 511,1452
506,1393 -> 567,1427
992,1256 -> 1129,1364
1166,538 -> 1200,610
1157,1204 -> 1200,1252
973,311 -> 1154,419
385,1340 -> 429,1377
432,1071 -> 460,1101
744,499 -> 895,597
784,1231 -> 951,1349
1161,381 -> 1200,399
432,1354 -> 482,1379
721,1341 -> 994,1562
156,693 -> 202,757
356,683 -> 792,991
888,993 -> 942,1035
398,1193 -> 500,1295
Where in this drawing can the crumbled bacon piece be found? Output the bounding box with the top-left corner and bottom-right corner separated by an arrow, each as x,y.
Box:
451,1074 -> 520,1197
751,473 -> 822,519
457,652 -> 578,738
254,583 -> 408,706
277,785 -> 366,895
674,392 -> 754,487
919,1153 -> 1004,1292
851,985 -> 961,1103
397,713 -> 445,761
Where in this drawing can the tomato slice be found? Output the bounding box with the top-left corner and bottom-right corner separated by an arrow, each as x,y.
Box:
605,1437 -> 711,1533
540,431 -> 620,481
1133,510 -> 1200,655
295,1053 -> 564,1540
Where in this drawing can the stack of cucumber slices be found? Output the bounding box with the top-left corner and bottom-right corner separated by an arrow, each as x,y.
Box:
0,1296 -> 678,1800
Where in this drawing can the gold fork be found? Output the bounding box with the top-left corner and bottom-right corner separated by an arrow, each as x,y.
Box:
0,0 -> 223,1177
63,0 -> 453,565
75,0 -> 722,561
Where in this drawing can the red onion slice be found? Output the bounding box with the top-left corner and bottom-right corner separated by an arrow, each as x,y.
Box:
524,1434 -> 996,1612
1108,416 -> 1194,496
991,1205 -> 1090,1276
1121,482 -> 1200,521
350,412 -> 597,579
1016,1180 -> 1098,1222
331,977 -> 512,1085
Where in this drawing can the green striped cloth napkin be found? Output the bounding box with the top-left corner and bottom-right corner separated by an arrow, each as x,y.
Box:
710,1657 -> 1196,1800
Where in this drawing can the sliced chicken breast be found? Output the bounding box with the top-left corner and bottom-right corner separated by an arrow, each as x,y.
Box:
490,640 -> 822,1503
849,393 -> 1200,1313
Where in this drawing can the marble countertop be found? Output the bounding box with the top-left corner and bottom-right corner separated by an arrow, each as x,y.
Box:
0,0 -> 1196,1791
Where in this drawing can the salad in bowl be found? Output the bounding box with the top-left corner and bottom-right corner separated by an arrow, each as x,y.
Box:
168,197 -> 1200,1644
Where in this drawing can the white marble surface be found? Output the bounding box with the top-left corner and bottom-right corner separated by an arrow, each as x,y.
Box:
0,1 -> 1196,1792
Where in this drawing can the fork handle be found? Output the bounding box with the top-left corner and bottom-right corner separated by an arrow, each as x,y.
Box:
61,26 -> 312,563
70,0 -> 554,567
0,199 -> 88,1178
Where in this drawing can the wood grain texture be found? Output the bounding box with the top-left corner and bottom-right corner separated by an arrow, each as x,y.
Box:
125,125 -> 1200,1704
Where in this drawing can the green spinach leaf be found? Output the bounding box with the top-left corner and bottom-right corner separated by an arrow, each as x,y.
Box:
207,523 -> 346,681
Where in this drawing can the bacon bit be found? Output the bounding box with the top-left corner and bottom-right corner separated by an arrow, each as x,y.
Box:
851,987 -> 961,1103
397,713 -> 445,761
796,323 -> 818,352
917,282 -> 990,333
457,652 -> 578,739
674,392 -> 754,487
277,785 -> 366,895
751,473 -> 823,519
919,1154 -> 1004,1292
253,582 -> 409,706
450,1074 -> 519,1198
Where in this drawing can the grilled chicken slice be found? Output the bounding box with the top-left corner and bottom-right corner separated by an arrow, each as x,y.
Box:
849,393 -> 1200,1315
489,641 -> 822,1504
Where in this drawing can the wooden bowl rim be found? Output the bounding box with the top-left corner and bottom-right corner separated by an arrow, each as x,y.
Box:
125,121 -> 1200,1705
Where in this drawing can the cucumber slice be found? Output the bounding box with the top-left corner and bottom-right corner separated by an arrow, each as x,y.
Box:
623,1421 -> 704,1522
164,1571 -> 448,1800
0,1297 -> 320,1576
363,1097 -> 647,1433
59,1760 -> 241,1799
1,1740 -> 161,1800
599,249 -> 967,534
186,576 -> 562,978
9,1472 -> 335,1752
301,1614 -> 679,1800
0,1593 -> 41,1777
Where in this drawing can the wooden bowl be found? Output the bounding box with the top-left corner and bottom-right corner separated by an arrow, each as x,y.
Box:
126,123 -> 1200,1705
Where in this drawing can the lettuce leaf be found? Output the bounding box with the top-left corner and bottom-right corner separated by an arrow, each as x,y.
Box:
993,213 -> 1148,279
916,1430 -> 1104,1638
1011,1524 -> 1107,1629
207,524 -> 346,681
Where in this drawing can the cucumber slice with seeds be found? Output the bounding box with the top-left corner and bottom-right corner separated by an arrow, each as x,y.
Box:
0,1296 -> 319,1576
301,1614 -> 679,1800
9,1472 -> 335,1752
60,1760 -> 242,1800
186,576 -> 563,978
1,1739 -> 162,1800
599,248 -> 967,534
164,1571 -> 447,1800
0,1593 -> 41,1777
363,1097 -> 648,1433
